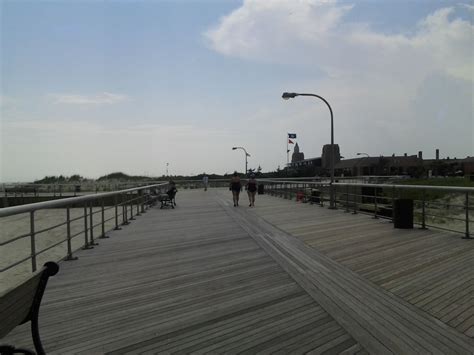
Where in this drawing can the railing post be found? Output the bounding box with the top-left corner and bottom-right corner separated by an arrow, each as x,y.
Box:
390,186 -> 395,223
122,194 -> 130,225
319,185 -> 324,207
421,189 -> 427,229
463,192 -> 471,239
82,204 -> 93,249
30,211 -> 37,272
65,207 -> 78,260
140,190 -> 146,213
114,194 -> 121,230
333,184 -> 337,209
89,201 -> 98,246
373,187 -> 378,219
136,193 -> 141,216
345,185 -> 349,213
352,185 -> 357,214
99,198 -> 109,238
129,194 -> 135,220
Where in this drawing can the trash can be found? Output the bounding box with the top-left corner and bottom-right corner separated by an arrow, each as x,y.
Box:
258,184 -> 264,195
393,199 -> 413,229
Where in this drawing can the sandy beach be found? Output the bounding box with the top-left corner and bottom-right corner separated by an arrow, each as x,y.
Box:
0,207 -> 118,292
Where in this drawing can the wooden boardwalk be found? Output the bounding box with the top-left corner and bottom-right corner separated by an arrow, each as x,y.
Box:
3,189 -> 473,354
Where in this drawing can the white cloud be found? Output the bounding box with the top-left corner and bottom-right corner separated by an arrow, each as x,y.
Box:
49,92 -> 128,105
205,1 -> 472,82
460,3 -> 474,12
204,0 -> 474,158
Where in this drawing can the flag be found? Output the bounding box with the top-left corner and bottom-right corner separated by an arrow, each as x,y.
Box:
288,139 -> 294,144
288,133 -> 297,139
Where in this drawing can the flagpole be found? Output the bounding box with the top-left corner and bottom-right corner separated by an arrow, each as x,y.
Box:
286,133 -> 289,166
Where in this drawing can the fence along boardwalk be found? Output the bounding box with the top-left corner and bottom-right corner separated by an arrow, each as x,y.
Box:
3,188 -> 473,353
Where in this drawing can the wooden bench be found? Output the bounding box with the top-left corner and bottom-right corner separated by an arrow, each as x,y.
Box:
159,190 -> 177,209
0,262 -> 59,355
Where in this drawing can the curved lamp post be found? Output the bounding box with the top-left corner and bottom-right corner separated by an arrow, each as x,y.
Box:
282,92 -> 336,209
232,147 -> 250,176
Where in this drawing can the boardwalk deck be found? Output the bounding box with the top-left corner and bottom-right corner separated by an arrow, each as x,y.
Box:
250,194 -> 474,340
2,188 -> 473,354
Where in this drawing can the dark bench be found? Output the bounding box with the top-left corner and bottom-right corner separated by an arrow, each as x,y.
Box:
0,262 -> 59,355
159,189 -> 177,209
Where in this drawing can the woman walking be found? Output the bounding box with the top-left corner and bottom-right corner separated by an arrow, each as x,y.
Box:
229,172 -> 242,207
246,173 -> 257,207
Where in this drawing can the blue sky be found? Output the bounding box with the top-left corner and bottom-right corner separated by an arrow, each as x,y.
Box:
1,0 -> 473,181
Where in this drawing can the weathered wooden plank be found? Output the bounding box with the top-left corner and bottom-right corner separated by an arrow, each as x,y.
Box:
4,190 -> 362,353
245,191 -> 474,339
223,193 -> 474,353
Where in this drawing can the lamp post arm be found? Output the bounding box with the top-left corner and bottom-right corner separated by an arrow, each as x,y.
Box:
297,93 -> 334,184
296,94 -> 333,122
232,146 -> 250,175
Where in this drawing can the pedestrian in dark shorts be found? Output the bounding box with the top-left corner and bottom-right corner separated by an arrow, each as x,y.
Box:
229,172 -> 242,207
246,173 -> 257,207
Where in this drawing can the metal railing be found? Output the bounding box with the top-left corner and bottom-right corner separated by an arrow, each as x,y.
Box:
0,183 -> 167,276
263,180 -> 473,239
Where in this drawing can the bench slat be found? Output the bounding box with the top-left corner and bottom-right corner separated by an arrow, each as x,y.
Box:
0,272 -> 42,339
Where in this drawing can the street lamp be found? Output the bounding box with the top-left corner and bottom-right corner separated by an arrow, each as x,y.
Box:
232,147 -> 250,176
282,92 -> 336,208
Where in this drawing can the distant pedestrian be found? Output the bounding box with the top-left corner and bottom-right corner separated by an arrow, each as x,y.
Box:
202,174 -> 209,191
229,172 -> 242,207
246,173 -> 257,207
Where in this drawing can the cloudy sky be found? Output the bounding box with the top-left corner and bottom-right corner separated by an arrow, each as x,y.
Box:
1,0 -> 473,182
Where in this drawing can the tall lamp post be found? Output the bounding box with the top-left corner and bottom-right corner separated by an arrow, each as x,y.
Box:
282,92 -> 336,209
356,152 -> 369,176
232,147 -> 250,176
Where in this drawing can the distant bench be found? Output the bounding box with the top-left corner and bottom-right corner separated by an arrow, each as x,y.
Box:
0,262 -> 59,355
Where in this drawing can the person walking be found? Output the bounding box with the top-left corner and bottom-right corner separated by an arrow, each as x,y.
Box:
246,173 -> 257,207
202,174 -> 209,191
229,172 -> 242,207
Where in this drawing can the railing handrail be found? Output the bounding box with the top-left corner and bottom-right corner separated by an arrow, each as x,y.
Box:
0,183 -> 167,218
333,182 -> 474,193
262,179 -> 474,193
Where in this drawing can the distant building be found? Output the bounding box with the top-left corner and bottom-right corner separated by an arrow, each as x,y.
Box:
289,143 -> 340,176
291,143 -> 305,163
288,146 -> 472,178
335,154 -> 423,177
321,144 -> 341,169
